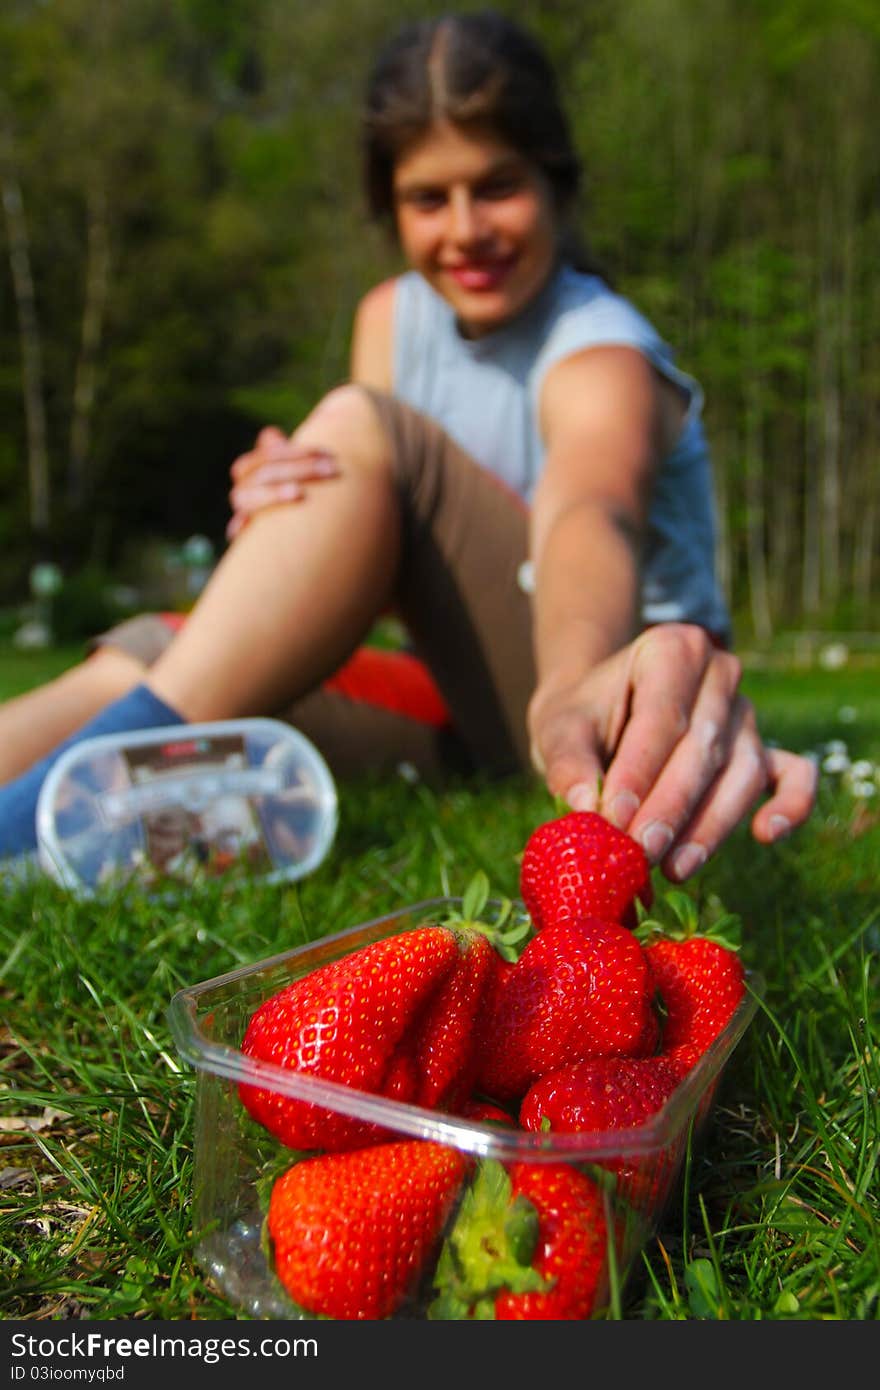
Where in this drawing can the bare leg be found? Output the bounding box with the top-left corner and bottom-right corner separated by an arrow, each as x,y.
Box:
145,385 -> 400,719
0,385 -> 395,783
0,647 -> 146,783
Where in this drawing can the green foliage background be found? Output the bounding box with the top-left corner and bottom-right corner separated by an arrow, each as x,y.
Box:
1,0 -> 878,636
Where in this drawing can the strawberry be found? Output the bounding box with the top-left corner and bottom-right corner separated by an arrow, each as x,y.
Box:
638,889 -> 746,1073
519,1054 -> 685,1134
238,925 -> 461,1151
520,810 -> 652,932
456,1098 -> 516,1126
647,934 -> 746,1072
496,1164 -> 609,1320
268,1141 -> 469,1320
408,929 -> 501,1110
429,1158 -> 609,1320
393,875 -> 524,1111
474,916 -> 660,1102
519,1055 -> 685,1213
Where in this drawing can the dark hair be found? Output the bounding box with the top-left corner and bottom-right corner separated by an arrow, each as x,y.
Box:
362,9 -> 601,275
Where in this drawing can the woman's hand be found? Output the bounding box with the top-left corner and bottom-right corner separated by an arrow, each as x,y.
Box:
226,425 -> 339,540
527,623 -> 817,881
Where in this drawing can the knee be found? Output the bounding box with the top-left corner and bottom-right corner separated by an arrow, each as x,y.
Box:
88,613 -> 178,668
291,385 -> 393,482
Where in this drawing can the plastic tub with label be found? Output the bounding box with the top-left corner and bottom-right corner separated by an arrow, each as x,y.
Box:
35,718 -> 338,896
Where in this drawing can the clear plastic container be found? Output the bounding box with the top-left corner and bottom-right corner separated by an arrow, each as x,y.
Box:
167,898 -> 762,1321
36,718 -> 337,896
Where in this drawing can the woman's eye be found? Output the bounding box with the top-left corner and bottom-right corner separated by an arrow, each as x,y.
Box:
406,189 -> 445,211
478,176 -> 522,200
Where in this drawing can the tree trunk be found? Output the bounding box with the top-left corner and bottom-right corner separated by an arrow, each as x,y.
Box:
68,180 -> 112,509
744,381 -> 772,643
741,247 -> 772,644
853,483 -> 876,617
801,389 -> 821,619
817,182 -> 841,612
0,119 -> 51,534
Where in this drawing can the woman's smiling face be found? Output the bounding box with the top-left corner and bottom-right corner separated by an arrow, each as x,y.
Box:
392,120 -> 560,338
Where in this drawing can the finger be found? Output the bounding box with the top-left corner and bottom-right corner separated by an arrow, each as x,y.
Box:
654,714 -> 770,880
615,680 -> 748,866
595,644 -> 720,835
229,480 -> 305,517
600,643 -> 742,845
231,446 -> 337,485
532,707 -> 605,812
750,748 -> 818,842
229,426 -> 288,482
256,424 -> 288,452
235,457 -> 338,489
229,453 -> 338,515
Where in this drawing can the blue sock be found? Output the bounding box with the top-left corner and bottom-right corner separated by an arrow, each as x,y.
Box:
0,683 -> 184,859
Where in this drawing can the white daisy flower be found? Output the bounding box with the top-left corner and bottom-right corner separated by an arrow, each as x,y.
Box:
850,780 -> 877,799
849,760 -> 876,781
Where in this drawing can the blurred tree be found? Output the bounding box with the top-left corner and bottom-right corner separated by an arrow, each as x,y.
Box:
0,0 -> 876,635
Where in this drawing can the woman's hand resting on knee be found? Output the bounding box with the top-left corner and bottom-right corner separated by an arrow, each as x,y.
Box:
227,425 -> 339,540
527,622 -> 817,882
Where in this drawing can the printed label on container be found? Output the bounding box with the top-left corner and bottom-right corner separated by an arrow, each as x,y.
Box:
122,733 -> 273,880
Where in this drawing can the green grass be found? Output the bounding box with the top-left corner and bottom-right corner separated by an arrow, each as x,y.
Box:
0,645 -> 878,1321
0,643 -> 87,701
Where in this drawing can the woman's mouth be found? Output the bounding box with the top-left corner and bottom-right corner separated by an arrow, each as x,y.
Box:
446,257 -> 516,292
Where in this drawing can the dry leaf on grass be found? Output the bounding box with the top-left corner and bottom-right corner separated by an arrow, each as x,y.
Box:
0,1105 -> 72,1133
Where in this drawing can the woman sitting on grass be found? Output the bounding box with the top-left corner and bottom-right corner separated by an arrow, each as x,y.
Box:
0,9 -> 816,878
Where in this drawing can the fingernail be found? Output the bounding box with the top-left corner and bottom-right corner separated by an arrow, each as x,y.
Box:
568,782 -> 599,812
671,842 -> 707,881
606,789 -> 640,829
769,814 -> 792,841
639,820 -> 674,862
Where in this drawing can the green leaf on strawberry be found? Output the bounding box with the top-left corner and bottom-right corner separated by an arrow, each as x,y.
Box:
443,871 -> 534,962
460,869 -> 491,924
635,885 -> 742,953
428,1159 -> 549,1319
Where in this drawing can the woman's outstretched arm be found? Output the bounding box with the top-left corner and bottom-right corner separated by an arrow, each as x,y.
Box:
526,343 -> 816,878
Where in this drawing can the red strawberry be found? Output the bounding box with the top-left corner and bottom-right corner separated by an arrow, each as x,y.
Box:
637,891 -> 746,1073
520,811 -> 652,932
496,1164 -> 610,1320
268,1141 -> 469,1320
646,933 -> 746,1072
239,926 -> 460,1151
474,917 -> 660,1102
408,930 -> 501,1111
519,1054 -> 685,1134
519,1055 -> 685,1213
456,1098 -> 516,1126
429,1158 -> 609,1320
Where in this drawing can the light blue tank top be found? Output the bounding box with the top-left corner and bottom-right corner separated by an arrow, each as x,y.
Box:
392,263 -> 730,638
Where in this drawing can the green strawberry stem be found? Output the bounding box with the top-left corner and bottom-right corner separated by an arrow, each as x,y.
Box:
428,1159 -> 549,1320
443,871 -> 534,962
634,885 -> 743,953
